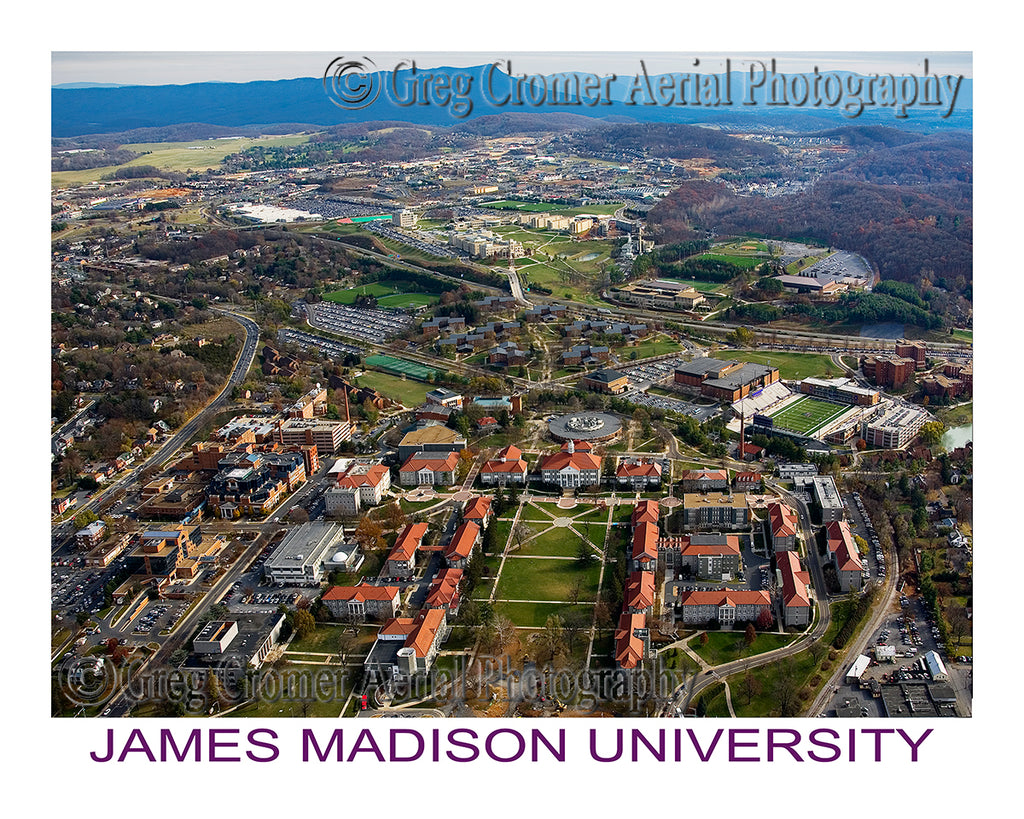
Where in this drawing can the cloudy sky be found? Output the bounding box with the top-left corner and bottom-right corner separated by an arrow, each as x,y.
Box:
51,51 -> 972,87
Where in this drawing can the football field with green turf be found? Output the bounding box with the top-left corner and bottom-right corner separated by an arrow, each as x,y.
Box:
767,395 -> 850,436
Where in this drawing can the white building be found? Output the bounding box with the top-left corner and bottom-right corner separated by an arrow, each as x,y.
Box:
324,462 -> 391,515
845,654 -> 871,683
924,650 -> 949,681
264,522 -> 348,585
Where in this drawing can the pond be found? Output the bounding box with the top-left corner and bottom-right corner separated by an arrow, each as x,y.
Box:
941,424 -> 973,449
578,252 -> 601,262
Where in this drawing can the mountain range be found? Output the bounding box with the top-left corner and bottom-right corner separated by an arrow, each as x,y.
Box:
52,66 -> 972,138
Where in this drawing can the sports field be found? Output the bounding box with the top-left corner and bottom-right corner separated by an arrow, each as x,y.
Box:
767,395 -> 850,436
324,282 -> 439,309
364,354 -> 438,381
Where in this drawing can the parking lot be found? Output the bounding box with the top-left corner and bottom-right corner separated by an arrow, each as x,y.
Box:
277,327 -> 364,359
845,491 -> 885,585
621,388 -> 718,421
305,301 -> 415,344
823,590 -> 971,716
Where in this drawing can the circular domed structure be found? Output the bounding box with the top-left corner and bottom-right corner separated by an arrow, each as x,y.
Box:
331,551 -> 349,564
548,411 -> 622,443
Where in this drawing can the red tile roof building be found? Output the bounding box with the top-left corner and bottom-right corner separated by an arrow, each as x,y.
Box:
424,568 -> 463,616
384,522 -> 429,579
480,445 -> 528,485
325,462 -> 391,515
631,521 -> 659,571
368,608 -> 448,679
444,521 -> 480,569
676,589 -> 771,626
733,471 -> 762,491
632,499 -> 660,527
624,571 -> 656,615
614,612 -> 649,669
766,500 -> 799,551
776,550 -> 812,627
616,458 -> 663,489
825,520 -> 863,592
321,584 -> 400,621
540,440 -> 603,488
462,496 -> 493,529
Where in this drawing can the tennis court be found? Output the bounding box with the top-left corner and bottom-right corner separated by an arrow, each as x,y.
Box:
767,395 -> 850,436
364,354 -> 439,381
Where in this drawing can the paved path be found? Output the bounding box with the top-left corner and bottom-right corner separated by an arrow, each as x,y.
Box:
723,681 -> 737,717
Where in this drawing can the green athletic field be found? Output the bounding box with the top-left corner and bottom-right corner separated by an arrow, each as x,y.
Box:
324,282 -> 439,309
767,395 -> 850,436
364,354 -> 438,381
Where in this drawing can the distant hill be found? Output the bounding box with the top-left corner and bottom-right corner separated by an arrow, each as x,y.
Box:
51,67 -> 973,138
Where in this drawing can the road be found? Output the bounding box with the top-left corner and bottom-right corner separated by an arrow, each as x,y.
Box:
72,308 -> 260,518
103,531 -> 272,716
806,540 -> 899,718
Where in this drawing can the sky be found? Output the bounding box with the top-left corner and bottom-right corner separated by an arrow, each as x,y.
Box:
51,51 -> 973,87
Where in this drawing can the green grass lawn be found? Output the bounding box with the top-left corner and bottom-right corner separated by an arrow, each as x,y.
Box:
324,281 -> 439,309
399,497 -> 442,514
528,502 -> 565,519
352,371 -> 430,407
324,282 -> 402,303
494,601 -> 592,628
936,402 -> 972,427
679,279 -> 728,293
518,526 -> 594,557
768,395 -> 850,436
723,350 -> 837,380
690,631 -> 795,666
377,292 -> 438,309
285,623 -> 375,655
620,335 -> 684,361
573,505 -> 609,522
229,663 -> 354,717
52,134 -> 311,187
694,253 -> 764,269
495,557 -> 602,602
490,518 -> 518,551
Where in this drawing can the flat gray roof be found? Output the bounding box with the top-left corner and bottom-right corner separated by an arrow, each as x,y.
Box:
266,522 -> 347,570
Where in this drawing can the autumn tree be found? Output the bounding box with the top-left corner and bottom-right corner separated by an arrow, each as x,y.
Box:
563,608 -> 590,653
744,622 -> 757,645
742,669 -> 762,705
353,517 -> 386,551
293,609 -> 316,640
338,628 -> 358,661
